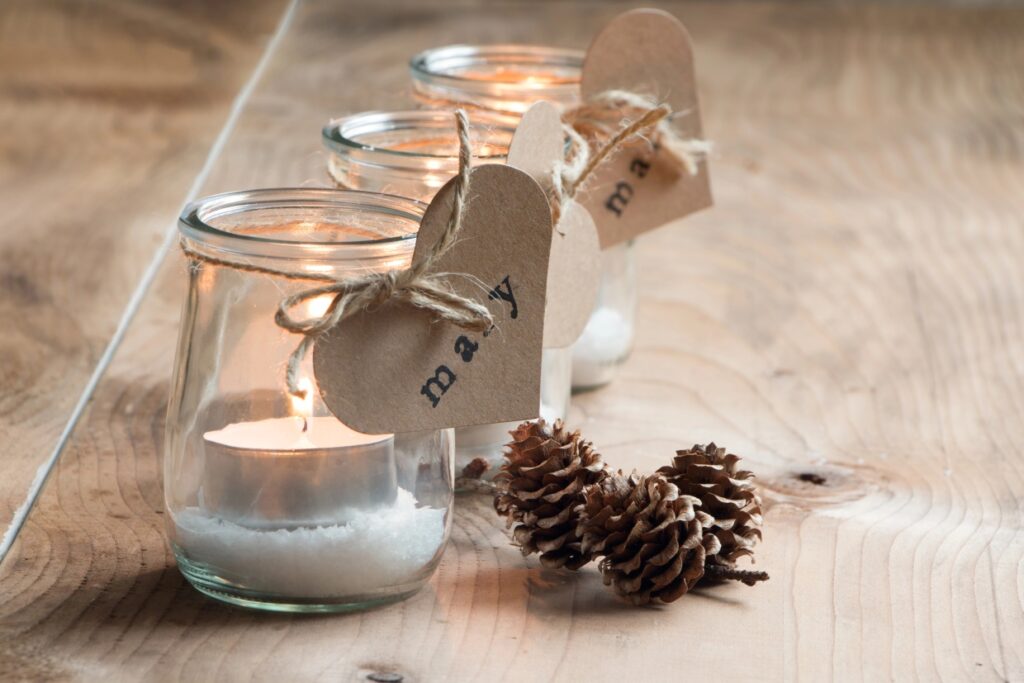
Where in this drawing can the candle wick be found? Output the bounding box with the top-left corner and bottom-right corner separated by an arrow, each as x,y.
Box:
301,416 -> 309,433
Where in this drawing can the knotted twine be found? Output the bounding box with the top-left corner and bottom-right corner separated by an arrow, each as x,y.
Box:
549,89 -> 712,226
181,110 -> 493,399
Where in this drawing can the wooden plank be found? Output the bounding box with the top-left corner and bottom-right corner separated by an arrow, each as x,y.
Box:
3,1 -> 1024,680
0,0 -> 289,544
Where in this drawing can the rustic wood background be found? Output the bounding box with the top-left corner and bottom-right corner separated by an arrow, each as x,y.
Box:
1,1 -> 1023,680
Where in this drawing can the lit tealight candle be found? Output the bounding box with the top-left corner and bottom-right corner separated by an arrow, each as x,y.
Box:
200,380 -> 397,529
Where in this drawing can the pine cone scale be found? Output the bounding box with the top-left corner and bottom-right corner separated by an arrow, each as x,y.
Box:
646,531 -> 680,567
543,476 -> 586,502
645,546 -> 686,590
534,504 -> 576,528
534,530 -> 576,553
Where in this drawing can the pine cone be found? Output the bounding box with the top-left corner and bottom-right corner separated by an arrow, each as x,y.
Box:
658,443 -> 764,569
578,473 -> 717,605
494,420 -> 608,569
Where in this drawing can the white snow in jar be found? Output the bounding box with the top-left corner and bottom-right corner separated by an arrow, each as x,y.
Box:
571,306 -> 634,388
173,488 -> 446,598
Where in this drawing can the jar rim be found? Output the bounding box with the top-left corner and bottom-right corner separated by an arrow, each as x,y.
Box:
322,110 -> 514,162
179,188 -> 424,262
409,44 -> 583,97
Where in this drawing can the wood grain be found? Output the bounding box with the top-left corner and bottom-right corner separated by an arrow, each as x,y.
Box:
2,1 -> 1024,681
0,0 -> 288,542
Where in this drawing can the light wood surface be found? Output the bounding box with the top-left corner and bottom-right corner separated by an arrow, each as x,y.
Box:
2,1 -> 1024,681
0,0 -> 288,544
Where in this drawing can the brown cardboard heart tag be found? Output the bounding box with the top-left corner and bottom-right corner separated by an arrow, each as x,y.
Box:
506,101 -> 565,183
312,164 -> 552,434
507,102 -> 602,348
578,8 -> 713,248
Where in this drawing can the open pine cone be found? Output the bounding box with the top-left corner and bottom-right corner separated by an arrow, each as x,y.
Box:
578,473 -> 716,605
494,420 -> 608,569
658,443 -> 764,570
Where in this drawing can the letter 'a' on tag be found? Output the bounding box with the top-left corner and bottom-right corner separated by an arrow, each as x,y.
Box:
508,102 -> 602,348
312,165 -> 552,434
580,8 -> 713,249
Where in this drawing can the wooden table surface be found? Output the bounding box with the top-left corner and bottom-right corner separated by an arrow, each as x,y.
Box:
2,1 -> 1023,680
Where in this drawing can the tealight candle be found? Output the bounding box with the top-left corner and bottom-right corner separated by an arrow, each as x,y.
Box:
409,44 -> 639,391
201,416 -> 397,529
166,189 -> 454,612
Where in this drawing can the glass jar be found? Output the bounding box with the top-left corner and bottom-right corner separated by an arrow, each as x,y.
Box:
410,45 -> 637,390
324,109 -> 514,200
166,188 -> 453,613
409,45 -> 584,121
324,110 -> 571,480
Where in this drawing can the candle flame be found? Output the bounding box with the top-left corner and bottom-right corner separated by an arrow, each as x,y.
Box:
306,294 -> 332,319
290,377 -> 314,433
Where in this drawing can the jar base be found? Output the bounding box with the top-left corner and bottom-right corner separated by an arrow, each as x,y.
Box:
570,362 -> 620,391
174,548 -> 427,614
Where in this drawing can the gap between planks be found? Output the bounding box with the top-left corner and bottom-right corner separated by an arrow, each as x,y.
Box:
0,0 -> 303,564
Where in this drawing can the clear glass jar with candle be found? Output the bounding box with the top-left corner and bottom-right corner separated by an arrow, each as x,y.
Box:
323,110 -> 571,480
166,188 -> 453,613
410,45 -> 637,390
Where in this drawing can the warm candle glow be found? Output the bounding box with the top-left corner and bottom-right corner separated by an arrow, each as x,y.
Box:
306,294 -> 332,319
290,377 -> 314,433
303,263 -> 336,276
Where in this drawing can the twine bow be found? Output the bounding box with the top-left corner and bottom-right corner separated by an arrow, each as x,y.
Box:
182,110 -> 493,398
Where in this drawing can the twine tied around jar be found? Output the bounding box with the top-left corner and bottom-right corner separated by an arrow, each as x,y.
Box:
550,89 -> 712,225
181,110 -> 493,399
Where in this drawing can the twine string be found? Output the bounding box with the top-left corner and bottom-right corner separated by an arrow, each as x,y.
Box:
549,89 -> 712,225
181,110 -> 492,398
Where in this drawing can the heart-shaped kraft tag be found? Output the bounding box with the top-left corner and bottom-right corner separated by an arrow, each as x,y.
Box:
313,164 -> 552,434
579,8 -> 713,249
507,101 -> 601,349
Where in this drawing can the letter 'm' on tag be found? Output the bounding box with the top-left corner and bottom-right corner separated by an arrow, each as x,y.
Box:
605,181 -> 634,217
421,366 -> 456,407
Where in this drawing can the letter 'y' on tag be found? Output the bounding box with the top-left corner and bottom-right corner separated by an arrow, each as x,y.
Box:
579,8 -> 713,248
507,101 -> 602,349
313,165 -> 552,434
